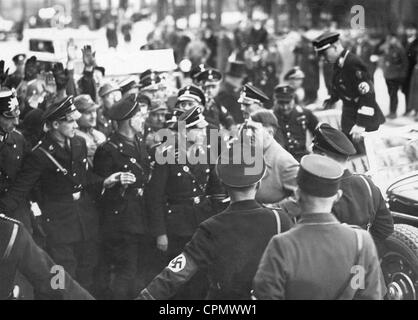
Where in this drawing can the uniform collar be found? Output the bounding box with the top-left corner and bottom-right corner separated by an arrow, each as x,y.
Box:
337,49 -> 350,68
298,212 -> 339,225
227,199 -> 262,212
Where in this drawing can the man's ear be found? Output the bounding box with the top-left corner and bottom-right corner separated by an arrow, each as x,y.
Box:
51,120 -> 60,130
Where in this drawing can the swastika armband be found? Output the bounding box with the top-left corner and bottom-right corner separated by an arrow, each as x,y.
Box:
358,82 -> 370,95
357,106 -> 375,117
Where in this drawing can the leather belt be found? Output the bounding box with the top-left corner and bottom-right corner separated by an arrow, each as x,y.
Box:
168,195 -> 206,206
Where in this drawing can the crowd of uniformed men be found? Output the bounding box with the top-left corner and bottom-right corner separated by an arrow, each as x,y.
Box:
0,27 -> 398,300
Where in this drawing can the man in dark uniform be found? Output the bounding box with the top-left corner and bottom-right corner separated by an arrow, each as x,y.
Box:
93,94 -> 152,299
0,96 -> 124,293
195,68 -> 235,130
0,214 -> 93,300
273,84 -> 318,162
313,32 -> 385,152
312,123 -> 394,241
146,105 -> 223,299
97,82 -> 121,137
216,61 -> 247,124
0,89 -> 33,231
4,54 -> 26,89
238,83 -> 270,120
137,141 -> 292,300
253,154 -> 385,300
118,76 -> 139,98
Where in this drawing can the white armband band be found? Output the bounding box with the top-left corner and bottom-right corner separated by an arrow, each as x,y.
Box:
357,106 -> 375,116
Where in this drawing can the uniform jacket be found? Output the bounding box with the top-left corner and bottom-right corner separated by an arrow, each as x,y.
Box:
4,72 -> 23,89
203,98 -> 235,130
255,138 -> 299,205
93,133 -> 152,238
0,133 -> 103,244
333,170 -> 394,240
274,106 -> 318,161
0,215 -> 93,300
216,81 -> 244,124
0,130 -> 32,229
146,144 -> 223,238
138,200 -> 293,300
253,213 -> 385,300
329,50 -> 385,133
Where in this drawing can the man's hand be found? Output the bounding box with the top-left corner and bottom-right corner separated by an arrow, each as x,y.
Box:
350,125 -> 366,142
81,45 -> 96,68
157,234 -> 168,252
120,172 -> 136,186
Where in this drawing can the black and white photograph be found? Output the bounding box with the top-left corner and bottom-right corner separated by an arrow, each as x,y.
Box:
0,0 -> 418,306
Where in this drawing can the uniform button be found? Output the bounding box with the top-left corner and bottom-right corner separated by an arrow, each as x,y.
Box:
46,218 -> 50,222
124,165 -> 128,169
13,144 -> 16,148
17,156 -> 20,159
192,180 -> 196,183
206,169 -> 210,173
193,188 -> 197,192
114,210 -> 119,215
177,172 -> 181,176
56,169 -> 60,172
119,143 -> 123,147
73,173 -> 77,177
83,159 -> 87,163
168,209 -> 172,214
4,188 -> 8,192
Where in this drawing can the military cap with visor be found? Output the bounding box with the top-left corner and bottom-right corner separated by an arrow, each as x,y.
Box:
312,31 -> 340,54
177,85 -> 206,107
297,154 -> 344,198
118,76 -> 138,95
216,141 -> 266,188
42,96 -> 81,122
195,68 -> 223,84
238,83 -> 270,105
108,93 -> 145,121
138,71 -> 162,91
274,84 -> 296,102
0,89 -> 20,118
169,104 -> 208,131
312,123 -> 357,159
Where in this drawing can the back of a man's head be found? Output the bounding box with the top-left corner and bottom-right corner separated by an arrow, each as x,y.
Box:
250,109 -> 278,133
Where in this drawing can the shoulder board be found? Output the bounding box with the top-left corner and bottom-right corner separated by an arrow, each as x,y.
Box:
13,129 -> 23,137
106,140 -> 119,150
295,105 -> 304,113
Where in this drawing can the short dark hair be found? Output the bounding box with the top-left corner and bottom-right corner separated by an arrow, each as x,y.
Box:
250,109 -> 278,131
